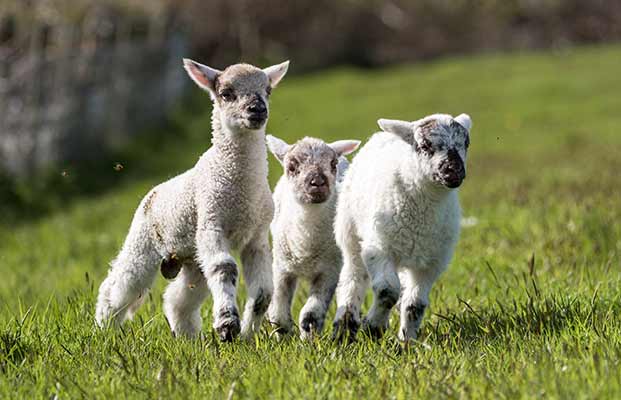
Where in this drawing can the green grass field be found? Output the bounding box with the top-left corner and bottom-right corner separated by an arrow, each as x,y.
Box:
1,44 -> 620,398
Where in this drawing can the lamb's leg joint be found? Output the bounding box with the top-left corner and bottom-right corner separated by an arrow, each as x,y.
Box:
252,288 -> 271,315
210,260 -> 238,285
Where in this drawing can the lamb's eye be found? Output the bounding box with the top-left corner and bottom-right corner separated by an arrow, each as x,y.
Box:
220,89 -> 236,102
266,86 -> 272,96
331,159 -> 338,172
465,136 -> 470,149
420,139 -> 434,155
287,160 -> 298,174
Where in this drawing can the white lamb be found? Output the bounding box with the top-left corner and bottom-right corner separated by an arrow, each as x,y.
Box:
332,113 -> 472,342
265,135 -> 360,339
95,59 -> 290,341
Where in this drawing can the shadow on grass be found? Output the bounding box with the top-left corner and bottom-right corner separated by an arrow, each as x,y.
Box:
0,96 -> 213,227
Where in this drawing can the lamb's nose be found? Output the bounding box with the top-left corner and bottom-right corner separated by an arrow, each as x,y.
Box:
442,162 -> 463,175
309,173 -> 326,187
247,100 -> 266,114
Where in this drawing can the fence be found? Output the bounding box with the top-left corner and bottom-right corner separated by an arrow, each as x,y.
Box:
0,2 -> 187,176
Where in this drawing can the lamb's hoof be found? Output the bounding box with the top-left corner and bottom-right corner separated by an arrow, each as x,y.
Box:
332,311 -> 359,343
361,318 -> 385,340
300,312 -> 323,340
214,308 -> 240,342
269,324 -> 292,341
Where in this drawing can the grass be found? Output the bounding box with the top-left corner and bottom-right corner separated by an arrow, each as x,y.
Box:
1,44 -> 620,398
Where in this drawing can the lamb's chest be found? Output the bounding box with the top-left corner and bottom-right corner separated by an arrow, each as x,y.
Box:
376,195 -> 447,267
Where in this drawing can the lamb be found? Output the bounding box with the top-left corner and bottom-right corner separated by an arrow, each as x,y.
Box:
265,135 -> 360,339
331,113 -> 472,342
95,59 -> 290,342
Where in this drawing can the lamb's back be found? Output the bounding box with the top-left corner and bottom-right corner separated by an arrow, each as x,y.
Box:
139,169 -> 198,257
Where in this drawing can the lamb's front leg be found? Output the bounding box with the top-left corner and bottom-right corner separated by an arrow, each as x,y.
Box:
361,247 -> 400,339
239,232 -> 273,340
398,267 -> 441,342
299,270 -> 338,340
196,227 -> 240,342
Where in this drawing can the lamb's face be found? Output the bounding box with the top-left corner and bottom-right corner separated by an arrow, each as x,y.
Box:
285,139 -> 339,204
377,113 -> 472,189
413,116 -> 470,188
214,65 -> 271,131
267,136 -> 361,204
183,59 -> 289,132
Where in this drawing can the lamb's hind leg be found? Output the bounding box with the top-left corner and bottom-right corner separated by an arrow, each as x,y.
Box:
95,225 -> 160,327
360,247 -> 400,339
163,261 -> 208,338
240,232 -> 273,340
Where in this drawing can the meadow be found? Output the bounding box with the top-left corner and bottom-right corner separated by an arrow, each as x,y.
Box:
0,44 -> 620,398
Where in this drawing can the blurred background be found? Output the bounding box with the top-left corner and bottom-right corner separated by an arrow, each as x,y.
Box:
1,0 -> 620,182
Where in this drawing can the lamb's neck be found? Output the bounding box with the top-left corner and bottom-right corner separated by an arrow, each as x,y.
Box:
210,107 -> 267,176
283,187 -> 335,232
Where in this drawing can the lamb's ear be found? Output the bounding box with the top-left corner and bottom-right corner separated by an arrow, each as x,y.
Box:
454,113 -> 472,131
263,60 -> 290,88
329,140 -> 361,156
377,118 -> 413,142
183,58 -> 220,95
266,135 -> 290,164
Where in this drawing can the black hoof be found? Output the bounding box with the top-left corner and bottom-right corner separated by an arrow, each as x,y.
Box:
300,312 -> 324,335
270,324 -> 292,338
215,308 -> 240,342
332,311 -> 359,343
361,318 -> 385,340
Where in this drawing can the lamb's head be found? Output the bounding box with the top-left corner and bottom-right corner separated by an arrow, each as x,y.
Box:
378,113 -> 472,189
183,59 -> 289,132
267,135 -> 360,204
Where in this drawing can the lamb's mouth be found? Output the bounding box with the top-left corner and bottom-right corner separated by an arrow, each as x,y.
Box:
306,188 -> 330,203
435,173 -> 465,189
245,114 -> 268,129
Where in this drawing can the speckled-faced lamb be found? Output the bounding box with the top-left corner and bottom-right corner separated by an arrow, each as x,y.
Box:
95,59 -> 290,341
332,113 -> 472,342
265,135 -> 360,339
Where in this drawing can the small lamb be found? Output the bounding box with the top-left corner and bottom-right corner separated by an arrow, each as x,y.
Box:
332,113 -> 472,342
95,59 -> 290,341
266,135 -> 360,339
